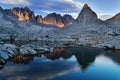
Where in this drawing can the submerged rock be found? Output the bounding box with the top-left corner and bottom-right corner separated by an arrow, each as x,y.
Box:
114,46 -> 120,50
0,58 -> 6,65
0,41 -> 4,44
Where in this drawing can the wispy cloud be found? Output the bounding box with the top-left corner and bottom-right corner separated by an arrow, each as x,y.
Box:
35,9 -> 79,19
30,0 -> 83,13
0,61 -> 80,80
0,0 -> 31,6
29,0 -> 84,18
0,0 -> 83,18
98,13 -> 113,20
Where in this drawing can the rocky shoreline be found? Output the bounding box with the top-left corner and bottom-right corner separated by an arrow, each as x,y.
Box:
0,43 -> 54,64
0,40 -> 120,65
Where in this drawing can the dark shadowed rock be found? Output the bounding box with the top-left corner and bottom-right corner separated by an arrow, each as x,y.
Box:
62,14 -> 74,25
36,15 -> 43,23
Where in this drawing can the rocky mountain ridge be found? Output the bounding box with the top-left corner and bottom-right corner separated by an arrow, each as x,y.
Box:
0,4 -> 120,49
10,7 -> 74,27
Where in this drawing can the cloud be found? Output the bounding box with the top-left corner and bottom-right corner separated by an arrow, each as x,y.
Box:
28,0 -> 83,18
98,13 -> 113,20
0,0 -> 83,18
34,9 -> 78,19
0,61 -> 80,80
0,0 -> 31,6
30,0 -> 83,13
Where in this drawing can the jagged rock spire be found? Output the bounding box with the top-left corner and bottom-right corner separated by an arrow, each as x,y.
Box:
76,4 -> 98,24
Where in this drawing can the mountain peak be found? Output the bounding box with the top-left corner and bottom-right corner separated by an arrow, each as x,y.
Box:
43,13 -> 64,27
36,13 -> 74,27
83,4 -> 89,9
76,4 -> 98,24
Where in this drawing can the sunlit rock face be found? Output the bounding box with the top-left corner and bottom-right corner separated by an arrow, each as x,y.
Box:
10,7 -> 74,27
76,4 -> 98,24
36,13 -> 74,27
36,15 -> 43,23
11,7 -> 35,21
42,13 -> 64,27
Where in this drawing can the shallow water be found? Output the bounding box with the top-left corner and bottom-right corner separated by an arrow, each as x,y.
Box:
0,47 -> 120,80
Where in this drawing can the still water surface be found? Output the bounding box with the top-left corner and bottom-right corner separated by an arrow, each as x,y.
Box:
0,47 -> 120,80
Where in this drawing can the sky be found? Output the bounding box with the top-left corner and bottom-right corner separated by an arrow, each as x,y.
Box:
0,0 -> 120,20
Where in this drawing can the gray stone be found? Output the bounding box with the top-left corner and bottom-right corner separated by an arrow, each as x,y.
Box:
0,51 -> 9,60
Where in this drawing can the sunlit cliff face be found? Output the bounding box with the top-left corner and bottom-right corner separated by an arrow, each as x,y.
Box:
10,7 -> 74,27
11,7 -> 35,21
11,9 -> 24,20
36,14 -> 65,27
42,17 -> 64,27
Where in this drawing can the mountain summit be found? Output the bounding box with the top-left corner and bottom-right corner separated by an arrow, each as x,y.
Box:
83,4 -> 89,9
76,4 -> 98,24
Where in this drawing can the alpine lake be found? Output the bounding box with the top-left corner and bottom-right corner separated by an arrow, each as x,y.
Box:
0,41 -> 120,80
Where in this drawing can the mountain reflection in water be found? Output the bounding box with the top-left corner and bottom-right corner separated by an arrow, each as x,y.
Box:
1,47 -> 120,80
